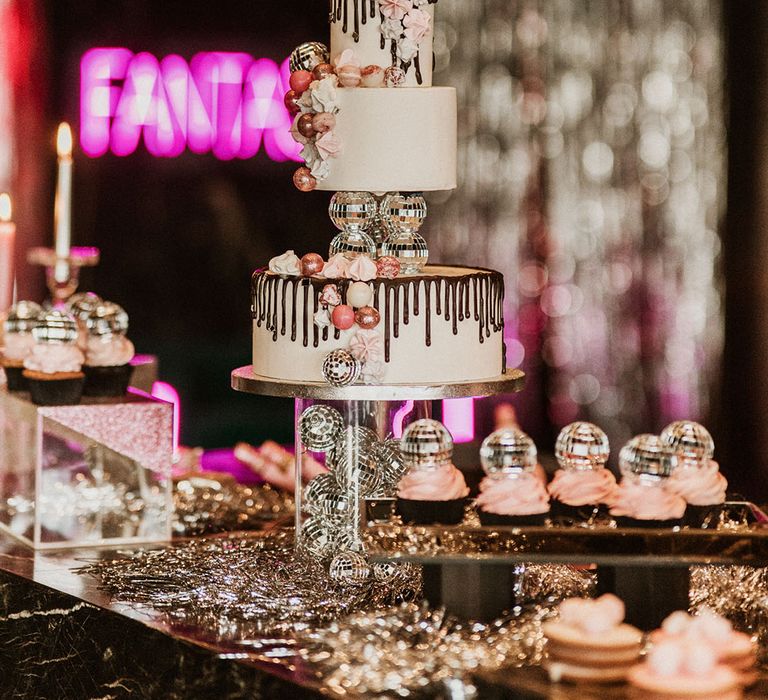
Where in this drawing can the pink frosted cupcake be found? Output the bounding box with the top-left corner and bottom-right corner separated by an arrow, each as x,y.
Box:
661,421 -> 727,527
610,434 -> 685,528
548,421 -> 617,521
628,636 -> 741,699
476,428 -> 550,526
82,302 -> 135,396
396,419 -> 469,525
1,301 -> 42,391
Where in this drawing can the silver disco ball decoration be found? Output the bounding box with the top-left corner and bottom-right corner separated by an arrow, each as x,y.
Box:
303,472 -> 341,508
289,41 -> 329,73
329,230 -> 377,260
322,349 -> 362,386
4,301 -> 42,334
380,192 -> 427,233
368,196 -> 392,256
329,550 -> 371,584
300,517 -> 336,558
660,420 -> 714,469
333,430 -> 380,497
380,231 -> 428,275
67,292 -> 102,322
372,560 -> 399,583
299,404 -> 343,451
31,310 -> 79,344
400,419 -> 453,469
329,191 -> 377,232
85,302 -> 129,338
619,434 -> 678,481
555,422 -> 610,471
333,527 -> 363,553
374,438 -> 409,486
308,489 -> 352,522
480,427 -> 537,477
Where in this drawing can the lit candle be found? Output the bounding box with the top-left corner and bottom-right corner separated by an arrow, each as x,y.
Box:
54,122 -> 73,283
0,193 -> 15,312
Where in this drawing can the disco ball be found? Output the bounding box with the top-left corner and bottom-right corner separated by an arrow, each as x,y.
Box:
333,431 -> 380,497
480,427 -> 537,477
328,230 -> 377,260
374,438 -> 409,486
299,404 -> 344,451
619,434 -> 677,480
380,230 -> 428,275
300,517 -> 336,558
329,192 -> 377,232
372,560 -> 399,583
380,192 -> 428,233
4,301 -> 42,334
67,292 -> 102,322
289,41 -> 329,73
303,472 -> 341,506
400,419 -> 453,469
555,422 -> 610,471
31,310 -> 79,344
659,420 -> 714,469
322,349 -> 362,386
85,302 -> 129,337
329,550 -> 371,584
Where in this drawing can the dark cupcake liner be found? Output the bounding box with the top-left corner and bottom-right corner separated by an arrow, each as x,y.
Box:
25,374 -> 84,406
396,497 -> 466,525
83,364 -> 134,397
3,365 -> 27,391
613,515 -> 682,529
684,504 -> 721,528
549,500 -> 603,523
478,511 -> 549,527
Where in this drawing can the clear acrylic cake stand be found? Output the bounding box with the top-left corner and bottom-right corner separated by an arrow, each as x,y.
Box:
231,366 -> 525,558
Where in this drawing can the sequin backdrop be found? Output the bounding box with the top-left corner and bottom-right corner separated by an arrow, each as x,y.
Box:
428,0 -> 725,456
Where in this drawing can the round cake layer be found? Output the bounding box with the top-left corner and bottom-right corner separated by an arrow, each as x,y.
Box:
330,1 -> 436,87
315,87 -> 457,192
251,265 -> 504,384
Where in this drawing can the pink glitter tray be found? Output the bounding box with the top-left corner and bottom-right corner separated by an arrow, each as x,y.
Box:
0,388 -> 173,549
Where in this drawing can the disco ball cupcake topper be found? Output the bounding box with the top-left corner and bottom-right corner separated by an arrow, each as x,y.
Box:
32,310 -> 79,344
328,191 -> 377,260
400,418 -> 453,469
619,434 -> 677,480
659,420 -> 714,469
85,302 -> 129,338
299,404 -> 343,451
67,292 -> 102,322
555,422 -> 610,471
480,427 -> 537,477
4,301 -> 42,334
380,192 -> 428,274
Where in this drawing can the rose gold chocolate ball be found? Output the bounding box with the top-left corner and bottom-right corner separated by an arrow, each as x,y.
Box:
289,70 -> 313,94
293,167 -> 317,192
361,65 -> 385,88
355,306 -> 380,329
311,112 -> 336,133
284,89 -> 301,114
297,113 -> 316,138
312,63 -> 335,81
301,253 -> 324,276
337,64 -> 362,87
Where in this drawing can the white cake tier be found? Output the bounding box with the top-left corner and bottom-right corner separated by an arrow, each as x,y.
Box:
330,1 -> 435,87
315,87 -> 457,192
251,265 -> 505,385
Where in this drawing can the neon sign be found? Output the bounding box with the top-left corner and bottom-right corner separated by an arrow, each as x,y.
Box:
80,48 -> 301,161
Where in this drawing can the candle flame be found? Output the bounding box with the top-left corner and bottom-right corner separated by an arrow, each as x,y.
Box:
0,193 -> 11,222
56,122 -> 73,158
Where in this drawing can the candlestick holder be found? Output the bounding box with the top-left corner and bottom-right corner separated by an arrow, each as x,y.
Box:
27,246 -> 100,306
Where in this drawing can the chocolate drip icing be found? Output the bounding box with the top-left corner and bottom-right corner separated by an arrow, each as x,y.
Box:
251,267 -> 504,363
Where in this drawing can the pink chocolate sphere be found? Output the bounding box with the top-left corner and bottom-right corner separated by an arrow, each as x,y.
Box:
301,253 -> 324,276
337,64 -> 362,87
297,113 -> 316,138
289,70 -> 313,94
355,306 -> 380,329
312,112 -> 336,133
293,167 -> 317,192
376,256 -> 401,279
312,63 -> 335,81
331,305 -> 356,330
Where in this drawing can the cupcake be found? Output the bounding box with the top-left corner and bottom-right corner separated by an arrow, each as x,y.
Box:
82,301 -> 135,396
649,609 -> 757,686
661,421 -> 727,527
610,434 -> 686,528
475,427 -> 550,526
548,421 -> 617,522
628,636 -> 742,699
22,310 -> 85,405
396,418 -> 469,525
67,291 -> 102,351
1,301 -> 42,391
543,594 -> 643,684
